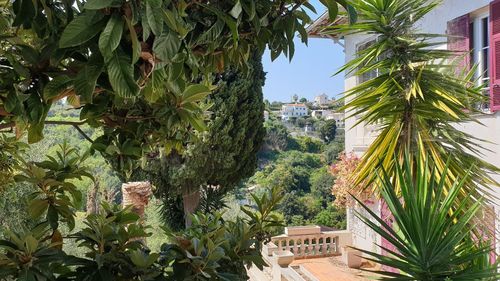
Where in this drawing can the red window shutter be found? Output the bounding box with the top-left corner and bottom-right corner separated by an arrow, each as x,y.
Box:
447,14 -> 471,73
490,0 -> 500,112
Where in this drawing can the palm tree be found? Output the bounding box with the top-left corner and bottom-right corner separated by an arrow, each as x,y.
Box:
353,155 -> 499,280
328,0 -> 498,200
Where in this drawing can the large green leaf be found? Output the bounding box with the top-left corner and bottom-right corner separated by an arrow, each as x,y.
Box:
28,122 -> 44,144
59,11 -> 106,48
74,64 -> 103,104
146,0 -> 163,35
181,84 -> 211,105
99,14 -> 124,59
4,91 -> 22,114
152,30 -> 181,66
319,0 -> 338,21
106,51 -> 140,98
197,20 -> 225,45
84,0 -> 123,10
126,18 -> 141,64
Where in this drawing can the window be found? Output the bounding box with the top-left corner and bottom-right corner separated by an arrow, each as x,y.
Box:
356,38 -> 378,84
471,14 -> 491,111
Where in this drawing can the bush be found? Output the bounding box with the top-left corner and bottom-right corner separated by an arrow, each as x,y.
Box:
264,120 -> 289,151
279,192 -> 308,224
290,215 -> 307,226
313,206 -> 346,230
296,136 -> 323,153
323,141 -> 345,164
310,167 -> 336,207
0,144 -> 285,281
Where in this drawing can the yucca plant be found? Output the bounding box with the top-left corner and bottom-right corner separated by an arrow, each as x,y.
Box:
353,155 -> 499,280
328,0 -> 499,199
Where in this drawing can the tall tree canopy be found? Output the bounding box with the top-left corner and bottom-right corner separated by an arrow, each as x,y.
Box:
0,0 -> 355,178
319,119 -> 337,143
136,51 -> 266,228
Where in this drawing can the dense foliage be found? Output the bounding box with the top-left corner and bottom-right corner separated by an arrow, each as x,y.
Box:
319,119 -> 337,143
0,144 -> 284,280
0,0 -> 357,279
262,119 -> 289,151
135,52 -> 266,228
251,118 -> 346,228
0,103 -> 122,236
0,0 -> 354,179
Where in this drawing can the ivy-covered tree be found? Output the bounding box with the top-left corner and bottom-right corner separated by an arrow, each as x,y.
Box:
136,52 -> 266,228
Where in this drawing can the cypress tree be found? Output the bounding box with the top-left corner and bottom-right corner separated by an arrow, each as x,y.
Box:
138,52 -> 266,229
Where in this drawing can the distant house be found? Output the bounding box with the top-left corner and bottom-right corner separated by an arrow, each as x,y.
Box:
281,103 -> 308,120
264,110 -> 269,121
311,109 -> 332,119
312,110 -> 345,128
314,93 -> 330,107
325,112 -> 345,128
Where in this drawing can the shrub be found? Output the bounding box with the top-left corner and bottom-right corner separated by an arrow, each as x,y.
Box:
0,144 -> 285,280
296,136 -> 323,153
313,206 -> 346,230
330,152 -> 369,207
323,141 -> 344,164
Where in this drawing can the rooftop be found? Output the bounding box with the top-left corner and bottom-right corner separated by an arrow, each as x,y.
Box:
306,12 -> 348,39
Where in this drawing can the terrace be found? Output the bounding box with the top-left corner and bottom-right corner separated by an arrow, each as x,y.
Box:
248,226 -> 375,281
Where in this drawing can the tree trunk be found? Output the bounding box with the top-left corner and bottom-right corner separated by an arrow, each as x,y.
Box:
122,181 -> 152,219
86,180 -> 99,214
183,190 -> 200,228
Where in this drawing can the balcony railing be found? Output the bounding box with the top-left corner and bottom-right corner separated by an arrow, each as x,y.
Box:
271,226 -> 343,259
250,226 -> 357,281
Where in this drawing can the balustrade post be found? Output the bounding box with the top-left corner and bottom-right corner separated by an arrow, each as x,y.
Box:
322,235 -> 328,255
330,236 -> 336,254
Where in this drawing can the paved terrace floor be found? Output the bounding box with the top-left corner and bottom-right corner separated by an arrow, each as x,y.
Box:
291,257 -> 374,281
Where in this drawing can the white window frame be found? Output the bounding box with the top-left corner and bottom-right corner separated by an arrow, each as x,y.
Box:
471,12 -> 491,111
356,36 -> 380,85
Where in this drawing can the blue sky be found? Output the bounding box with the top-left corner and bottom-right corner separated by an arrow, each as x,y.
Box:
262,1 -> 346,102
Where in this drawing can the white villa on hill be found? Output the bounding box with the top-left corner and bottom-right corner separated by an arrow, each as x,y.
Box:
314,93 -> 330,107
281,103 -> 309,121
308,0 -> 500,257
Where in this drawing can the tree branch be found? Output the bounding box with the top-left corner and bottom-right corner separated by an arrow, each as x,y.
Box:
72,124 -> 94,143
46,120 -> 87,126
0,120 -> 93,143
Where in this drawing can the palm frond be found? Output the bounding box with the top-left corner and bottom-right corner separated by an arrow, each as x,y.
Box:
328,0 -> 499,200
351,155 -> 499,280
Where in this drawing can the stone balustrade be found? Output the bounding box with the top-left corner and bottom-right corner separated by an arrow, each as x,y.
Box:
270,226 -> 352,259
250,226 -> 356,281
